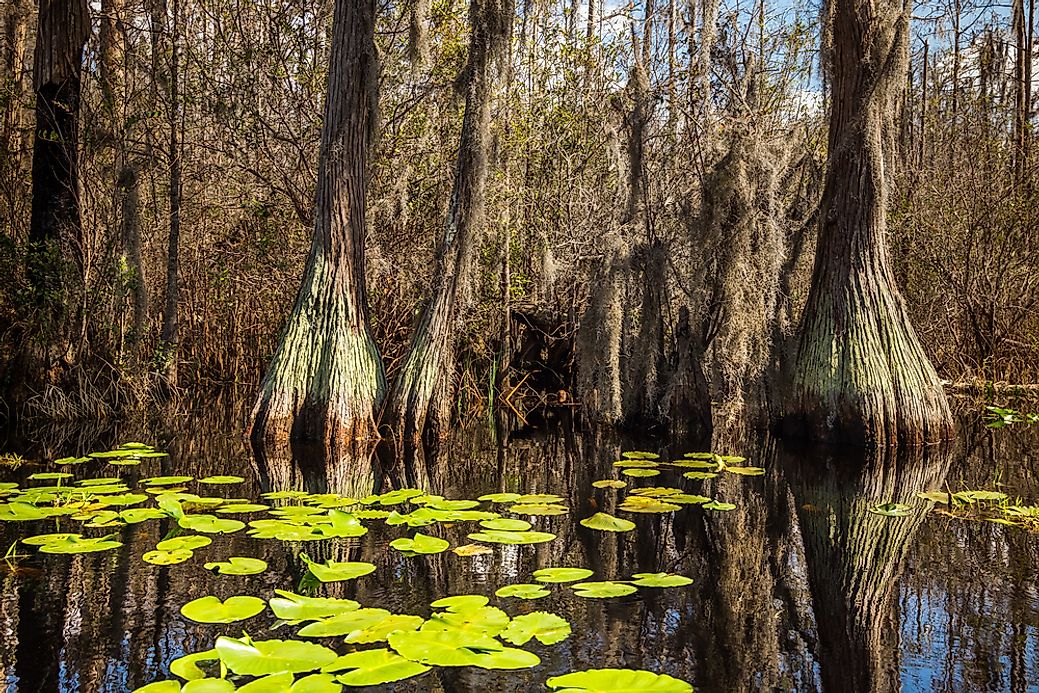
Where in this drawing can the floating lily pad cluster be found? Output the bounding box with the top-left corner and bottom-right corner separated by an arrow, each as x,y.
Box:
156,560 -> 695,690
1,443 -> 702,691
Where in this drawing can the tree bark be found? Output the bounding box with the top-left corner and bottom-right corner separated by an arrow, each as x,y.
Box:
27,0 -> 89,311
249,0 -> 386,448
158,0 -> 182,387
780,0 -> 952,446
384,0 -> 512,485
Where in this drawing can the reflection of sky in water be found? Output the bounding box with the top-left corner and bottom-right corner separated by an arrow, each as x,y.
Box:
899,541 -> 1039,693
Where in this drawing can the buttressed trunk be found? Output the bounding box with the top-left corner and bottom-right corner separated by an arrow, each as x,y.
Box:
27,0 -> 89,314
249,0 -> 385,449
385,0 -> 512,485
781,0 -> 952,446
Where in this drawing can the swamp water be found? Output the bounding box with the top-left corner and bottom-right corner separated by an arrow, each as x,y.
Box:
0,409 -> 1037,692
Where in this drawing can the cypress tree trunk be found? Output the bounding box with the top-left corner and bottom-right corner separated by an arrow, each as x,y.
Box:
385,0 -> 512,482
780,0 -> 952,446
249,0 -> 385,448
27,0 -> 89,312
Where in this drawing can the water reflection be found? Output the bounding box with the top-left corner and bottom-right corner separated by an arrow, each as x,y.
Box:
0,410 -> 1036,691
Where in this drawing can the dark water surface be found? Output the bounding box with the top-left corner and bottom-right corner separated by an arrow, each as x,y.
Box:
1,406 -> 1038,693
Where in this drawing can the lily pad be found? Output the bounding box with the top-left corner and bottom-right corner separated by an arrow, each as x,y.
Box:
198,475 -> 245,485
592,480 -> 627,489
297,608 -> 392,637
514,493 -> 565,504
157,535 -> 212,551
571,581 -> 637,598
546,668 -> 693,692
509,503 -> 568,516
180,595 -> 266,623
389,533 -> 450,555
170,649 -> 219,680
387,629 -> 502,667
21,532 -> 81,546
619,497 -> 680,513
142,475 -> 195,486
477,492 -> 522,503
682,471 -> 719,480
703,500 -> 737,511
205,556 -> 268,575
868,502 -> 912,517
343,614 -> 425,644
500,611 -> 571,645
38,535 -> 123,554
479,517 -> 532,531
622,468 -> 660,478
725,466 -> 765,476
300,553 -> 376,582
322,648 -> 430,686
533,567 -> 594,583
182,678 -> 235,692
430,595 -> 489,611
143,548 -> 194,565
215,635 -> 338,676
468,530 -> 556,545
580,512 -> 636,532
495,583 -> 551,599
178,514 -> 245,534
268,590 -> 360,621
631,572 -> 693,588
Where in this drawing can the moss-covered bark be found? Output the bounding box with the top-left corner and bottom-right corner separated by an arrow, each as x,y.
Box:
781,0 -> 952,446
249,0 -> 385,449
384,0 -> 512,485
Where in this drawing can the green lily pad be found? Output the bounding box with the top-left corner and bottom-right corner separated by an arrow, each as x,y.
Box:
215,635 -> 338,676
389,532 -> 450,555
321,648 -> 430,686
300,553 -> 376,582
533,567 -> 594,583
580,512 -> 636,532
178,514 -> 245,534
181,595 -> 266,623
387,629 -> 502,667
631,572 -> 693,587
592,480 -> 627,489
38,535 -> 123,554
546,668 -> 693,692
157,535 -> 212,551
571,581 -> 638,598
500,611 -> 571,645
868,502 -> 912,517
509,503 -> 568,516
725,466 -> 765,476
622,468 -> 660,478
268,590 -> 361,621
29,472 -> 73,481
619,497 -> 680,513
917,490 -> 952,503
143,548 -> 194,565
182,678 -> 235,692
622,451 -> 660,460
205,556 -> 268,575
133,681 -> 182,692
170,649 -> 218,680
682,471 -> 719,480
343,614 -> 425,644
290,673 -> 342,692
468,530 -> 556,545
236,673 -> 296,692
703,500 -> 737,511
430,595 -> 489,611
216,503 -> 270,514
423,605 -> 510,637
612,460 -> 658,468
477,492 -> 522,503
479,517 -> 532,531
120,508 -> 167,523
22,532 -> 81,546
495,583 -> 551,599
198,475 -> 245,485
142,476 -> 195,486
297,609 -> 392,637
955,490 -> 1009,503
